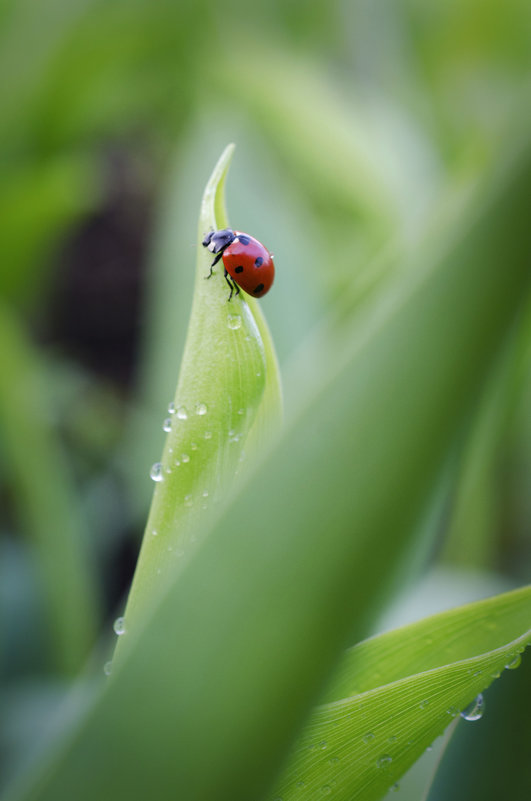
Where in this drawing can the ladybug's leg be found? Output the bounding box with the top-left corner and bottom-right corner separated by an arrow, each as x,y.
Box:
224,270 -> 241,302
224,270 -> 235,301
205,250 -> 224,279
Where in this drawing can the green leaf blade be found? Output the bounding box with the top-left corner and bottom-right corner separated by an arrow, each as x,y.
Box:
271,587 -> 531,801
117,143 -> 282,638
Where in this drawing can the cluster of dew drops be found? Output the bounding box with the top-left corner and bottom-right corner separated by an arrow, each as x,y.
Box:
149,401 -> 209,484
149,399 -> 246,489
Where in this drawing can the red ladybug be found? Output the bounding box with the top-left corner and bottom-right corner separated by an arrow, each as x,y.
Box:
202,228 -> 275,301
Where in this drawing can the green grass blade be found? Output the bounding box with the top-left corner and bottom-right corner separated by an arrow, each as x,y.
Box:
270,587 -> 531,800
116,143 -> 282,635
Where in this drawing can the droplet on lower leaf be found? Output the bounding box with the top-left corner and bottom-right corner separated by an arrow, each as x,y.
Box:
376,754 -> 393,768
195,403 -> 208,415
460,693 -> 484,721
176,406 -> 188,419
505,654 -> 522,670
163,418 -> 172,432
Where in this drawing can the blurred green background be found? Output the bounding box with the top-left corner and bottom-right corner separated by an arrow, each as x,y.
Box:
0,0 -> 530,797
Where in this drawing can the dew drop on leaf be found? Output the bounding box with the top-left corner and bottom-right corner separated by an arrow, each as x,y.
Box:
195,403 -> 208,415
376,754 -> 393,768
176,406 -> 188,420
168,401 -> 175,414
505,654 -> 522,670
227,314 -> 242,330
163,418 -> 172,432
150,462 -> 164,482
362,732 -> 375,744
113,616 -> 126,636
460,693 -> 484,721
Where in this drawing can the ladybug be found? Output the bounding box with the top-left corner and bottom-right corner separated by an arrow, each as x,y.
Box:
202,228 -> 275,301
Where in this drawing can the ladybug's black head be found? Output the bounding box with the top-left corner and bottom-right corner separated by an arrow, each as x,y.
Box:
202,228 -> 235,254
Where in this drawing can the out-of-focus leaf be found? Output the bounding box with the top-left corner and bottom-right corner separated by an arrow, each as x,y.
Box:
0,304 -> 100,674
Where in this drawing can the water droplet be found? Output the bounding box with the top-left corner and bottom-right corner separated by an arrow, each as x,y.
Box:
204,430 -> 212,440
388,735 -> 397,743
237,408 -> 245,415
168,401 -> 176,414
191,441 -> 198,450
460,693 -> 484,721
505,654 -> 522,670
202,490 -> 209,497
181,454 -> 190,463
195,403 -> 208,415
296,780 -> 306,788
376,754 -> 393,768
164,466 -> 172,474
184,494 -> 193,507
390,782 -> 400,792
113,616 -> 126,636
321,786 -> 332,796
152,529 -> 158,537
362,732 -> 375,744
176,406 -> 188,419
163,418 -> 172,432
319,740 -> 327,750
103,661 -> 112,676
227,314 -> 242,330
329,757 -> 340,765
419,699 -> 430,709
446,706 -> 459,717
150,462 -> 164,482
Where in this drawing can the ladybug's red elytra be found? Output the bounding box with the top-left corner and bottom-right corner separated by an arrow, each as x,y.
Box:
202,228 -> 275,301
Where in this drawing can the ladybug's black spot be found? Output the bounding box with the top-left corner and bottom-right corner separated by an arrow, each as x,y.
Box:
254,257 -> 263,267
234,265 -> 244,274
238,235 -> 250,245
253,283 -> 265,295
